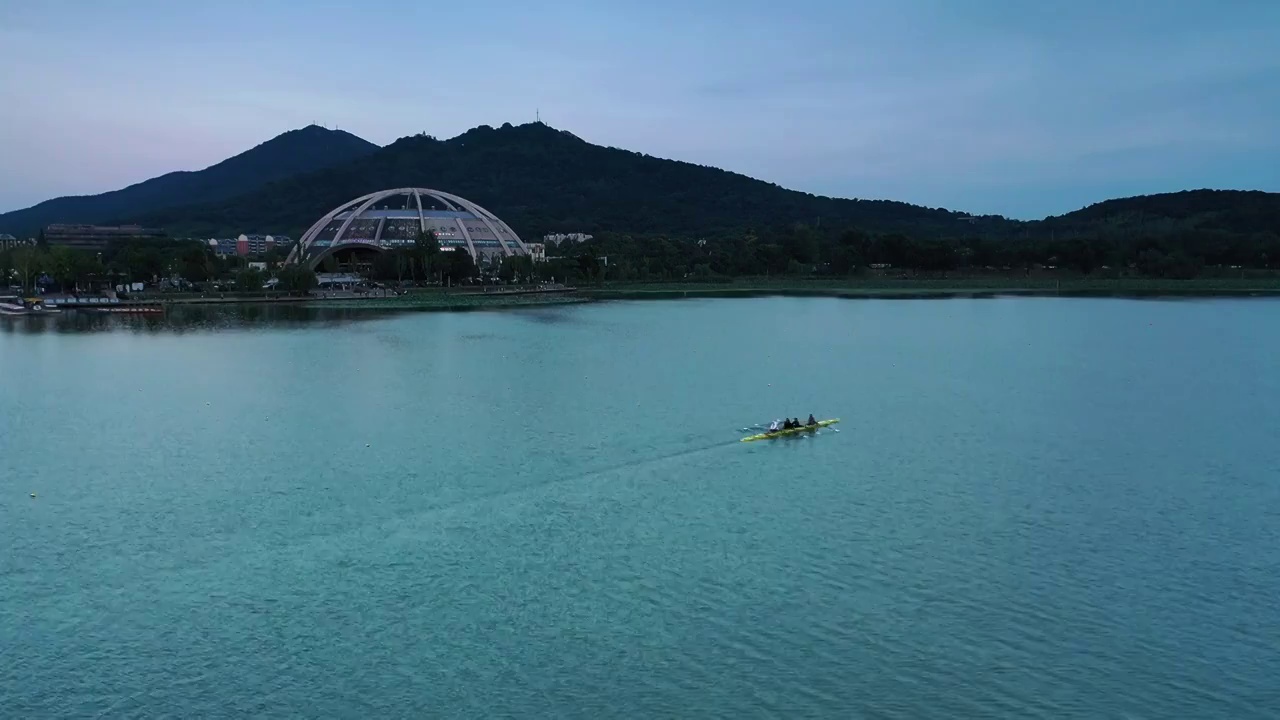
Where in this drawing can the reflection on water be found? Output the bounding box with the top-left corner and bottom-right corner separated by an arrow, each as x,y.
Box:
0,302 -> 588,334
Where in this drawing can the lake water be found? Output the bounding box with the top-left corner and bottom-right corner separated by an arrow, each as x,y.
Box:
2,297 -> 1278,718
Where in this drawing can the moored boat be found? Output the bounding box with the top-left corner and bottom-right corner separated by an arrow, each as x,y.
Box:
80,305 -> 164,314
0,298 -> 60,316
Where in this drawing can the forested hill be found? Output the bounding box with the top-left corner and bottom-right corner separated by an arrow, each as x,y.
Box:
9,120 -> 1276,273
125,122 -> 1016,239
1041,189 -> 1280,237
0,126 -> 379,236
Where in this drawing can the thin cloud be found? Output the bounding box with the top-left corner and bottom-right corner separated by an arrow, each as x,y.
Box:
0,0 -> 1276,218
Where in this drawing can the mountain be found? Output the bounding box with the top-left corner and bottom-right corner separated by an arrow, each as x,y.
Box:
125,122 -> 1280,251
1042,189 -> 1280,238
0,126 -> 379,236
10,121 -> 1277,262
124,122 -> 1019,240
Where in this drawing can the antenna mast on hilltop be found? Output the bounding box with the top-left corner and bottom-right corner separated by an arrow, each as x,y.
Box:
536,108 -> 541,124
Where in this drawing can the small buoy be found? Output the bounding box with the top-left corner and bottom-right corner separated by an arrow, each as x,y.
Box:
365,443 -> 371,448
206,402 -> 211,406
29,493 -> 36,498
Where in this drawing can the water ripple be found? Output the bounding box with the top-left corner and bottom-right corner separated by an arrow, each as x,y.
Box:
5,298 -> 1280,717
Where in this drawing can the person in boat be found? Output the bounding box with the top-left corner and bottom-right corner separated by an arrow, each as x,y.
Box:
768,419 -> 781,432
807,414 -> 817,426
791,418 -> 801,428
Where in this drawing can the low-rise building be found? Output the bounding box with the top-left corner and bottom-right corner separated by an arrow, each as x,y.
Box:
234,234 -> 291,257
236,234 -> 272,256
42,224 -> 167,252
0,234 -> 36,250
542,232 -> 593,245
207,238 -> 238,257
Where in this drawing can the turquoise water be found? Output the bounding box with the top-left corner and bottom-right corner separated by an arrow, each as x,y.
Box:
2,297 -> 1278,718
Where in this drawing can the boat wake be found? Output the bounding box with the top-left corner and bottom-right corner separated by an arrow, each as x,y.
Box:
568,437 -> 739,480
348,434 -> 747,531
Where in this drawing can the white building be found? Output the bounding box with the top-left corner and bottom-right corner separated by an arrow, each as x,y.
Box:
542,232 -> 593,245
0,233 -> 35,250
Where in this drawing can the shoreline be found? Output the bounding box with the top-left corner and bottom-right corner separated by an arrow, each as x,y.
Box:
23,278 -> 1276,317
303,279 -> 1280,311
581,286 -> 1280,301
579,276 -> 1280,301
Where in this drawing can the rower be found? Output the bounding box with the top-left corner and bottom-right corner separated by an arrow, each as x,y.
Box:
768,419 -> 781,432
807,414 -> 817,426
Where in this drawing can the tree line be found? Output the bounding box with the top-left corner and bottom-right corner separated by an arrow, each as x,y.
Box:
0,238 -> 318,295
6,221 -> 1278,297
350,232 -> 470,285
0,231 -> 492,295
536,223 -> 1280,284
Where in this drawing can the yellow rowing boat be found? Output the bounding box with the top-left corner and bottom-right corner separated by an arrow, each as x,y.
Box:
741,419 -> 839,442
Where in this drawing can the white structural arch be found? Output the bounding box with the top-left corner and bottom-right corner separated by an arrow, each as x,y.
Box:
285,187 -> 528,268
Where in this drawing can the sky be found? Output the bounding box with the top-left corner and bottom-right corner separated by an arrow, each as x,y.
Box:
0,0 -> 1277,219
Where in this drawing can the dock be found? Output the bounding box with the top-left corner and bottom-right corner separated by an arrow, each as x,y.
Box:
36,296 -> 165,313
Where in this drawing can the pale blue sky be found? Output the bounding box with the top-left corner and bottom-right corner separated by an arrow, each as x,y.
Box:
1,0 -> 1276,218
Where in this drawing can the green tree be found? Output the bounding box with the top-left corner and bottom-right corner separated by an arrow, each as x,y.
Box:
783,223 -> 820,264
496,257 -> 516,283
117,243 -> 164,283
71,251 -> 105,290
263,246 -> 284,267
236,268 -> 265,292
12,246 -> 44,293
178,244 -> 212,282
576,250 -> 601,283
370,250 -> 399,282
276,265 -> 316,295
396,249 -> 411,285
506,254 -> 534,283
204,255 -> 218,285
828,245 -> 858,275
0,249 -> 12,288
439,249 -> 476,284
413,230 -> 440,282
49,246 -> 78,291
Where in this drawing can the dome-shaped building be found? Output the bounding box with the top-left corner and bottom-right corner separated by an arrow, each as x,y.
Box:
285,187 -> 527,269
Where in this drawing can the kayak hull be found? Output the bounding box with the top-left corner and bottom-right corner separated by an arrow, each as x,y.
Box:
741,419 -> 839,442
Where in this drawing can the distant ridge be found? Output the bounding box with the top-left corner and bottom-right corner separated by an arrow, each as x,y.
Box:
125,122 -> 1279,245
0,125 -> 379,236
5,121 -> 1278,247
127,121 -> 1018,240
1043,189 -> 1280,236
